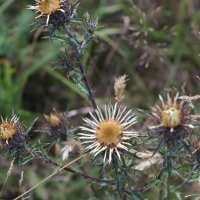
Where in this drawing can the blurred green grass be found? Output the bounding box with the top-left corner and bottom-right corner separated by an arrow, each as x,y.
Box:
1,0 -> 200,199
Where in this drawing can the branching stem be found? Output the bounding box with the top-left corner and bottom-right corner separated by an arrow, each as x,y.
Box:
161,172 -> 194,200
32,152 -> 165,194
64,27 -> 97,109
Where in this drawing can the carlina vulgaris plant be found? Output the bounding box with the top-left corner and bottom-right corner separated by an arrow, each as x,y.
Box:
27,0 -> 77,26
148,92 -> 194,146
0,114 -> 30,159
78,102 -> 138,164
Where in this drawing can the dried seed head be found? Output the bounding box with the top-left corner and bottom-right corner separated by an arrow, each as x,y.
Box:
114,75 -> 129,102
149,93 -> 194,143
42,111 -> 69,140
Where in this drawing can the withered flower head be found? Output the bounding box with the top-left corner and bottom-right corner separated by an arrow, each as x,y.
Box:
27,0 -> 73,25
0,115 -> 27,153
78,103 -> 138,164
43,111 -> 69,141
149,93 -> 194,143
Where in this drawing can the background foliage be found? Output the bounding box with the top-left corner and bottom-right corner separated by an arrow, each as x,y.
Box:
1,0 -> 200,199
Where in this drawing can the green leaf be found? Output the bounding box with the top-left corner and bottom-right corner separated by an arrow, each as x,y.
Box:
117,176 -> 122,198
89,152 -> 103,167
123,150 -> 141,160
44,35 -> 66,42
137,109 -> 152,117
112,154 -> 119,176
166,156 -> 174,179
69,37 -> 81,50
175,191 -> 182,200
19,155 -> 34,166
172,169 -> 183,178
31,143 -> 49,152
153,139 -> 165,156
178,140 -> 192,155
24,117 -> 38,135
126,192 -> 145,200
16,148 -> 23,168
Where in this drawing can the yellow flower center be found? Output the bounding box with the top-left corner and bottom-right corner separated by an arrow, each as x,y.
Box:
0,121 -> 16,140
96,120 -> 122,145
47,114 -> 61,128
38,0 -> 62,15
161,107 -> 182,128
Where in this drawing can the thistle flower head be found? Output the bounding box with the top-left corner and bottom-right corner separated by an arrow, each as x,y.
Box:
27,0 -> 73,25
42,111 -> 69,141
78,103 -> 138,164
0,115 -> 27,153
149,93 -> 194,143
0,116 -> 18,140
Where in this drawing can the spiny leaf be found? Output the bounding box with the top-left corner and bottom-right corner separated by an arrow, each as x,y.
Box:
178,140 -> 192,155
89,152 -> 103,167
166,156 -> 174,179
112,154 -> 119,176
19,155 -> 34,166
138,109 -> 152,117
117,175 -> 122,198
126,192 -> 145,200
153,139 -> 165,156
31,143 -> 49,152
24,117 -> 38,135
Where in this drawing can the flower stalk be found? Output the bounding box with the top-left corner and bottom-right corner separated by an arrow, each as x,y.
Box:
64,27 -> 97,110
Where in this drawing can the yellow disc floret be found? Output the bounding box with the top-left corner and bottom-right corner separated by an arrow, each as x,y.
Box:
97,120 -> 122,145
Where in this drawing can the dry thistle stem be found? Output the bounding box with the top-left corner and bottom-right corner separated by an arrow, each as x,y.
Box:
149,93 -> 194,144
114,75 -> 129,102
78,103 -> 138,164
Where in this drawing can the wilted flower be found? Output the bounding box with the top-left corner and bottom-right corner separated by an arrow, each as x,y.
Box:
78,103 -> 138,164
27,0 -> 75,26
149,93 -> 194,143
42,111 -> 69,141
0,115 -> 27,153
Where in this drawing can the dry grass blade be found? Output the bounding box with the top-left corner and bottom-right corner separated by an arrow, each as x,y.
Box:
178,95 -> 200,101
0,157 -> 15,196
14,155 -> 86,200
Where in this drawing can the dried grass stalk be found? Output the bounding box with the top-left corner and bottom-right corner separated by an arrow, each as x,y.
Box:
114,75 -> 129,102
178,95 -> 200,101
